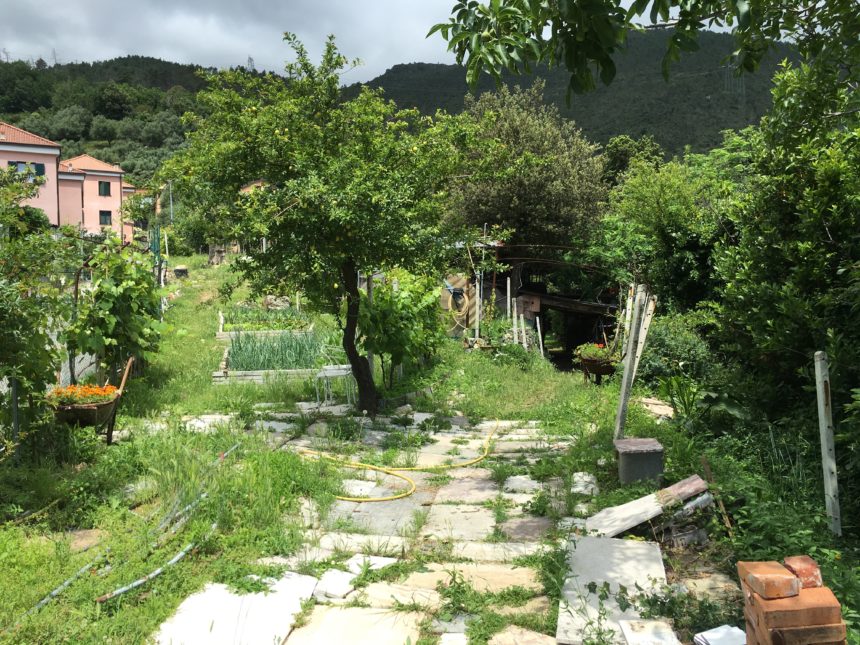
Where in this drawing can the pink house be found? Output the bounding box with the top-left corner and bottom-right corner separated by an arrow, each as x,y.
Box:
60,154 -> 129,240
0,121 -> 61,225
1,121 -> 134,240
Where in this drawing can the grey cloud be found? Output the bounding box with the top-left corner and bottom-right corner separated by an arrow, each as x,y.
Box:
0,0 -> 457,81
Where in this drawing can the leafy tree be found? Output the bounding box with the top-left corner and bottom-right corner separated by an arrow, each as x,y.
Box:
0,61 -> 51,112
89,115 -> 118,142
602,134 -> 664,185
164,35 -> 466,414
0,167 -> 75,443
48,105 -> 92,141
95,82 -> 133,119
448,81 -> 605,250
593,154 -> 734,309
429,0 -> 859,94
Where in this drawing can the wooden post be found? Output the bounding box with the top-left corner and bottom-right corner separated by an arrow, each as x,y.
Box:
536,315 -> 545,358
614,285 -> 646,440
512,299 -> 519,344
631,295 -> 657,383
814,351 -> 842,536
475,278 -> 481,340
296,292 -> 301,312
506,277 -> 511,320
520,314 -> 528,350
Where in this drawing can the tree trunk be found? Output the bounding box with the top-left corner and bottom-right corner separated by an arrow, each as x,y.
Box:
341,260 -> 377,416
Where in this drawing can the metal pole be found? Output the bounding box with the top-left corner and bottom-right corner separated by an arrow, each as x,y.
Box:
366,273 -> 374,380
474,278 -> 481,340
168,180 -> 174,225
520,314 -> 528,350
506,277 -> 511,320
512,299 -> 519,344
814,351 -> 842,536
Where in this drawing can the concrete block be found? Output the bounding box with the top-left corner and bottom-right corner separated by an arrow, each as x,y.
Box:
314,568 -> 356,600
286,606 -> 423,645
618,620 -> 681,644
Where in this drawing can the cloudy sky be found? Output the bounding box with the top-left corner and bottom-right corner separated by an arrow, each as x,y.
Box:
1,1 -> 459,81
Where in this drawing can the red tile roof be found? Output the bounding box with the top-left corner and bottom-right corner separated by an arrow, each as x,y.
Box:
0,121 -> 60,147
60,154 -> 123,174
58,161 -> 85,174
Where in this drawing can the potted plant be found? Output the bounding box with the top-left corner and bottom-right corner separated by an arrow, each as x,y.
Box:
574,342 -> 619,382
47,384 -> 119,427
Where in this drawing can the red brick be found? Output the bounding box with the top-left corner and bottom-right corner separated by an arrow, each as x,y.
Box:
750,587 -> 843,630
783,555 -> 824,589
747,620 -> 762,645
738,561 -> 801,599
770,622 -> 847,645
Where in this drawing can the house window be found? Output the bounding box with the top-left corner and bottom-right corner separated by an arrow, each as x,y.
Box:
99,210 -> 112,226
98,180 -> 111,196
8,161 -> 45,180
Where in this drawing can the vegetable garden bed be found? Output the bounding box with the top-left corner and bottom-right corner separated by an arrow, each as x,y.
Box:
215,306 -> 313,341
212,332 -> 337,384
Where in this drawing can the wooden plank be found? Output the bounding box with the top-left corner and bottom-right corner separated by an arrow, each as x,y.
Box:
536,316 -> 545,358
520,314 -> 528,350
614,285 -> 646,439
631,295 -> 657,383
621,285 -> 634,357
512,299 -> 519,344
517,289 -> 616,316
814,351 -> 842,536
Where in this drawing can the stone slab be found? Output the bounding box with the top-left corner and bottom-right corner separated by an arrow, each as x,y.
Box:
156,571 -> 317,645
489,625 -> 555,645
328,490 -> 434,535
420,504 -> 496,541
315,531 -> 408,556
440,634 -> 469,645
446,467 -> 492,480
286,606 -> 423,645
434,478 -> 499,503
556,536 -> 667,645
499,516 -> 554,542
494,595 -> 552,616
683,573 -> 741,602
342,479 -> 378,497
504,475 -> 542,493
314,568 -> 355,600
254,419 -> 297,433
181,414 -> 234,433
359,582 -> 442,610
404,563 -> 541,593
256,545 -> 333,568
619,620 -> 681,644
345,554 -> 398,575
431,613 -> 470,634
571,472 -> 599,496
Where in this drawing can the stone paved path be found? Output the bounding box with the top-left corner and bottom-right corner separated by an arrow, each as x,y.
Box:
154,406 -> 683,644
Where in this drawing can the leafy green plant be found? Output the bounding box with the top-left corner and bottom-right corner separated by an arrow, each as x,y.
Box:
574,342 -> 619,363
222,304 -> 310,332
67,233 -> 164,380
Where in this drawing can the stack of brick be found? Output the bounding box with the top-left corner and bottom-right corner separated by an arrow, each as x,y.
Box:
738,556 -> 847,644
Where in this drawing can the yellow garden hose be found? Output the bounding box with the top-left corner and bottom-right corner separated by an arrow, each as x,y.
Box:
300,420 -> 499,503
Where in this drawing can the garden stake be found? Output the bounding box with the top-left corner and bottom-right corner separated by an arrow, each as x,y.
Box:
96,523 -> 217,603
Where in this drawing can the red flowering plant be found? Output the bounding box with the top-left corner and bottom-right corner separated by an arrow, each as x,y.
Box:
574,342 -> 619,363
46,384 -> 118,406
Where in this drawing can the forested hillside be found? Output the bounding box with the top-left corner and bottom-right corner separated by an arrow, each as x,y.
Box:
0,56 -> 210,183
0,31 -> 791,184
347,31 -> 794,153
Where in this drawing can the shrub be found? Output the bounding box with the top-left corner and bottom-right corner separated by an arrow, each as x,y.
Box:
638,311 -> 712,385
